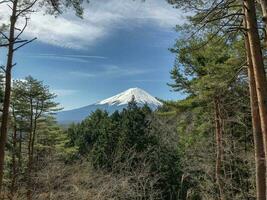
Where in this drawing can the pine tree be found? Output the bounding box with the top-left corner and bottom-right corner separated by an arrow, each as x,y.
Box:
0,0 -> 85,193
168,34 -> 246,199
167,1 -> 267,198
11,76 -> 59,199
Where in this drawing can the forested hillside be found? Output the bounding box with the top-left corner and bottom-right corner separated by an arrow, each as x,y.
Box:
0,0 -> 267,199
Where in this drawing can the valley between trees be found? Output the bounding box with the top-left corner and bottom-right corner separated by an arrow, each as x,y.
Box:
1,0 -> 267,199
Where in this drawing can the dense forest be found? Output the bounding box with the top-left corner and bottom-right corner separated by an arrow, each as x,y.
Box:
1,0 -> 267,199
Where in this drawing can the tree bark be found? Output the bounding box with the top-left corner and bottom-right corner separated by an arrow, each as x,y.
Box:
27,100 -> 33,200
245,29 -> 266,200
27,120 -> 37,200
0,0 -> 18,194
244,0 -> 267,179
18,130 -> 22,171
10,107 -> 19,198
26,141 -> 33,200
214,97 -> 224,200
10,123 -> 17,197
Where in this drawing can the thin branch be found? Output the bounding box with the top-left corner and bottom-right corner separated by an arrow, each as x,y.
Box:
0,43 -> 8,47
0,66 -> 6,73
0,39 -> 31,47
14,17 -> 28,41
16,0 -> 38,17
0,0 -> 11,4
7,4 -> 12,10
49,0 -> 62,14
205,12 -> 244,24
14,27 -> 21,31
13,37 -> 37,51
188,13 -> 239,51
226,63 -> 247,87
0,31 -> 9,41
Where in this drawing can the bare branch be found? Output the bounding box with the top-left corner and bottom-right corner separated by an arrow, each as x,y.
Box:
7,4 -> 12,10
13,37 -> 37,51
0,66 -> 6,73
16,0 -> 38,17
14,17 -> 28,41
0,0 -> 11,4
205,12 -> 243,24
0,31 -> 9,41
0,43 -> 8,47
188,12 -> 239,51
14,27 -> 21,31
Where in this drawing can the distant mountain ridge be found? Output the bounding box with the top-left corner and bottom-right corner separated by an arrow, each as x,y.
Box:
56,88 -> 163,124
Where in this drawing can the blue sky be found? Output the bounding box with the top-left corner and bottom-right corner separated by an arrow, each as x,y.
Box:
0,0 -> 186,110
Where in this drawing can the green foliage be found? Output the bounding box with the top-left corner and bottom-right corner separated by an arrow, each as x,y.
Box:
117,101 -> 154,155
4,76 -> 63,196
66,100 -> 182,199
12,76 -> 60,119
171,94 -> 253,199
166,26 -> 253,199
36,116 -> 78,160
67,100 -> 156,169
169,35 -> 244,101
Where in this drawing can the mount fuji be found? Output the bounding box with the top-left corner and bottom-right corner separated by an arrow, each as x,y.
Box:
56,88 -> 163,124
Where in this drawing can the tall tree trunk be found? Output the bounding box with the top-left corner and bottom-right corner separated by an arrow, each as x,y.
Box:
27,125 -> 37,200
26,141 -> 33,200
10,107 -> 18,198
214,97 -> 224,200
244,0 -> 267,176
10,124 -> 17,197
245,29 -> 266,200
0,0 -> 18,194
18,130 -> 22,170
27,101 -> 34,200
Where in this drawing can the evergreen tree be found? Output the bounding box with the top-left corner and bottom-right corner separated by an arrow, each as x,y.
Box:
66,102 -> 183,199
0,0 -> 85,192
11,76 -> 59,199
167,1 -> 267,198
168,34 -> 252,199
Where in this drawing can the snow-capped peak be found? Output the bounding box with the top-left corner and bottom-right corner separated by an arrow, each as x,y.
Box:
97,87 -> 163,107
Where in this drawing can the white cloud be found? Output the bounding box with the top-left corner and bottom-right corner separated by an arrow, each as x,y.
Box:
22,53 -> 107,63
102,65 -> 149,76
70,64 -> 149,78
0,0 -> 185,49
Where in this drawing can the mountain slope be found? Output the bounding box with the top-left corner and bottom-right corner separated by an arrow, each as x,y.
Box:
56,88 -> 162,124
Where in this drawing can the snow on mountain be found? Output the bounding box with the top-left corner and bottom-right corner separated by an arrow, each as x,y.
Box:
97,88 -> 163,107
56,88 -> 162,124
